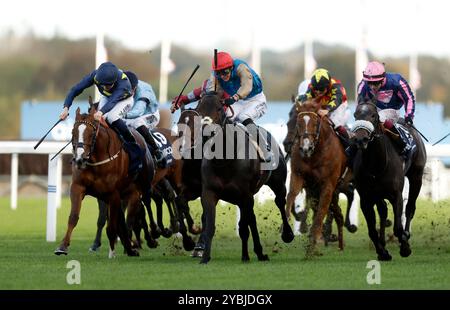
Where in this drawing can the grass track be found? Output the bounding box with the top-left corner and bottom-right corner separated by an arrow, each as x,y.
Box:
0,197 -> 449,289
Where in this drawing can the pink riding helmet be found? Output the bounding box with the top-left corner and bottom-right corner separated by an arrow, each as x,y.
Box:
363,61 -> 386,82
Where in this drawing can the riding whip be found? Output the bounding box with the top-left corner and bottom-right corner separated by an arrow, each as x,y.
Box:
432,132 -> 450,146
174,64 -> 200,112
214,48 -> 218,92
410,124 -> 429,143
50,139 -> 72,161
34,118 -> 64,149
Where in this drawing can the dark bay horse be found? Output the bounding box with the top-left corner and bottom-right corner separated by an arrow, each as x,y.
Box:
352,99 -> 426,260
285,100 -> 347,256
55,107 -> 155,257
195,92 -> 294,264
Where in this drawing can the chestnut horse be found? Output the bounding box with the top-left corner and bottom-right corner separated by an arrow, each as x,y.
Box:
89,127 -> 197,252
54,106 -> 155,257
352,99 -> 426,260
285,100 -> 346,256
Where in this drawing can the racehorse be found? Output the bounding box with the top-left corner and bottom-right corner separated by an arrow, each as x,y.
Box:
284,99 -> 358,236
352,99 -> 426,260
285,100 -> 347,256
195,92 -> 294,264
55,106 -> 155,257
89,127 -> 197,252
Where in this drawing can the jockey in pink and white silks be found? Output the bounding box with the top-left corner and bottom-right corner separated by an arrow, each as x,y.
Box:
357,61 -> 416,158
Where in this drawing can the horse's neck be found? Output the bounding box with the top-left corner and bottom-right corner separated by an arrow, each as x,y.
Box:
91,127 -> 121,161
361,131 -> 389,174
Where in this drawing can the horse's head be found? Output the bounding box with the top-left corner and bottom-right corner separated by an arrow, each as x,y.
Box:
72,107 -> 99,169
177,108 -> 201,154
294,100 -> 322,158
352,98 -> 380,150
196,91 -> 227,126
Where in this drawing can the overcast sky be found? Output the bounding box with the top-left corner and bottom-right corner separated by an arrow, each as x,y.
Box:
1,0 -> 448,57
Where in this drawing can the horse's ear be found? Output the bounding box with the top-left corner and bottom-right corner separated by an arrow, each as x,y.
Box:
76,107 -> 80,116
291,94 -> 295,103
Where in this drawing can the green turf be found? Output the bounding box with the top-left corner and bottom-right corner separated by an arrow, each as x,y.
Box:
0,196 -> 449,289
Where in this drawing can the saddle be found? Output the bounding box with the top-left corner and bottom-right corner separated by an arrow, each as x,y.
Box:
383,122 -> 417,171
235,123 -> 273,162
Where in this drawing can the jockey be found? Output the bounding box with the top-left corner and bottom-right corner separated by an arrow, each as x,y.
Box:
60,61 -> 142,174
171,51 -> 271,161
357,61 -> 416,157
284,69 -> 349,155
123,71 -> 167,168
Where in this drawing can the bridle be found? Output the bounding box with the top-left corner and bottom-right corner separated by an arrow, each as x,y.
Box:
295,111 -> 322,152
73,119 -> 120,166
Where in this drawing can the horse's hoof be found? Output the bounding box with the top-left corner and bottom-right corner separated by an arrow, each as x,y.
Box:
400,244 -> 412,257
191,249 -> 203,258
151,228 -> 162,239
200,256 -> 210,264
131,240 -> 142,249
89,243 -> 101,252
183,237 -> 196,251
282,227 -> 295,243
147,238 -> 159,249
346,224 -> 358,233
108,249 -> 116,259
161,228 -> 173,238
258,254 -> 269,262
54,248 -> 68,256
241,255 -> 250,262
189,225 -> 202,235
327,234 -> 339,243
377,251 -> 392,261
127,249 -> 140,257
386,219 -> 393,227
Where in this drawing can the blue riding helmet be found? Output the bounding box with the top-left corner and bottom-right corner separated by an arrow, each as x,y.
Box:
124,71 -> 139,89
94,62 -> 119,85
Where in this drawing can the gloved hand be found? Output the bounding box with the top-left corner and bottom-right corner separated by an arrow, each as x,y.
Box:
223,96 -> 237,107
93,110 -> 103,121
405,115 -> 413,125
60,107 -> 69,120
296,94 -> 307,103
171,95 -> 190,113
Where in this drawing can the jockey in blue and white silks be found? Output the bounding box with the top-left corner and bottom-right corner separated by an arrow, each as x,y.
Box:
60,62 -> 142,174
123,71 -> 166,168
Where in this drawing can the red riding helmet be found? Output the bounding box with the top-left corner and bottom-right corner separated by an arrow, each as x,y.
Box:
212,52 -> 234,71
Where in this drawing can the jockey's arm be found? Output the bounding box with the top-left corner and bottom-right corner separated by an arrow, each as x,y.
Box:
63,72 -> 95,109
325,82 -> 344,113
398,76 -> 415,119
235,64 -> 253,99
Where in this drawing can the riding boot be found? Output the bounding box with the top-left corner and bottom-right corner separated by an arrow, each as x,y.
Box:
110,119 -> 142,175
136,126 -> 167,168
242,118 -> 273,162
391,124 -> 410,160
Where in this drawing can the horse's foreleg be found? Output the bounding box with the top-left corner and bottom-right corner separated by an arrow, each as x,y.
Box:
89,199 -> 108,252
243,199 -> 269,262
375,199 -> 388,248
343,186 -> 358,233
330,193 -> 344,250
141,190 -> 159,248
199,191 -> 218,264
266,174 -> 294,243
55,183 -> 85,255
286,173 -> 304,220
389,191 -> 411,257
307,183 -> 334,257
404,173 -> 423,234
